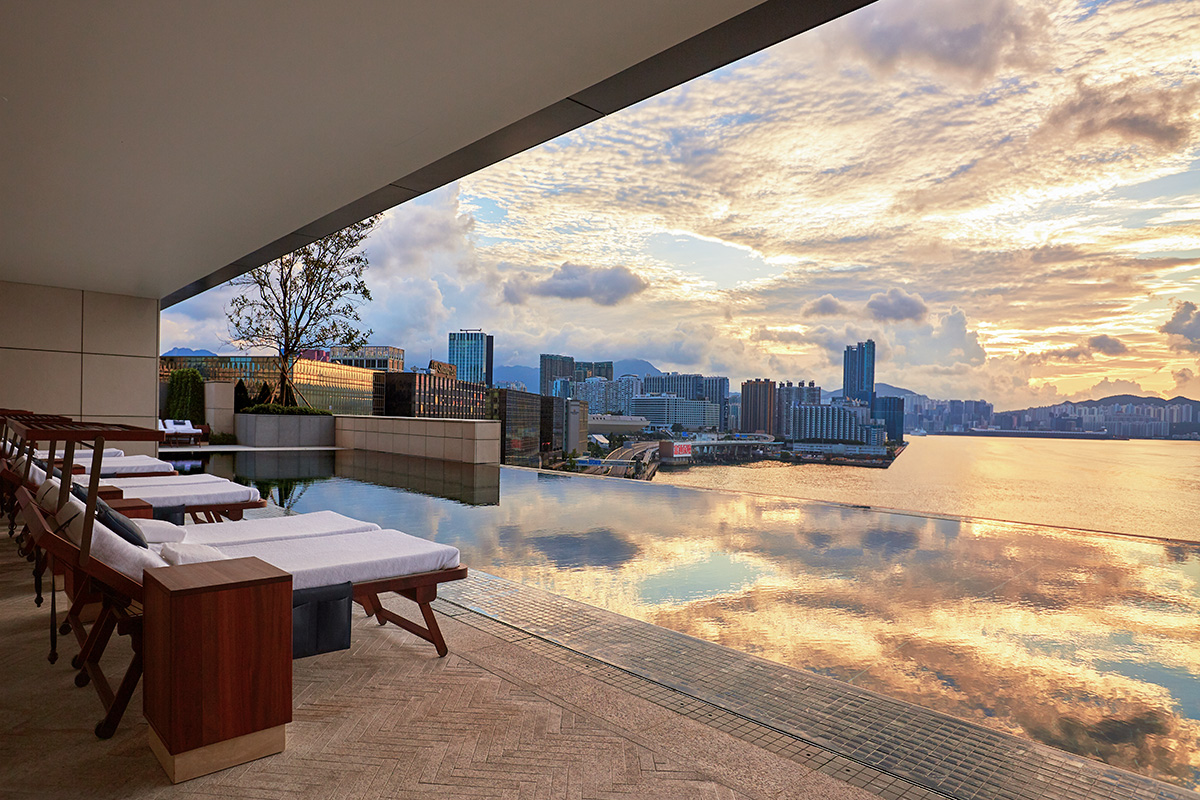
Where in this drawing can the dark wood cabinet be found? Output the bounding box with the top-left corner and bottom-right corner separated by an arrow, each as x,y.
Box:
143,557 -> 292,783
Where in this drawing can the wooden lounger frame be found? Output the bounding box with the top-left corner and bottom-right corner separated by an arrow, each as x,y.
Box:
14,469 -> 467,739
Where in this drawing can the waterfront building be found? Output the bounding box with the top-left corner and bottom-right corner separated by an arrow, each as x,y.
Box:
615,374 -> 644,414
372,372 -> 487,419
160,354 -> 376,415
628,395 -> 720,430
329,345 -> 405,372
843,340 -> 876,406
644,372 -> 704,400
539,353 -> 575,396
448,330 -> 494,386
796,402 -> 884,446
740,379 -> 777,435
486,387 -> 542,467
872,396 -> 905,443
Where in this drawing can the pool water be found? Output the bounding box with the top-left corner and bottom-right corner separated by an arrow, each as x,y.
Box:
185,449 -> 1200,789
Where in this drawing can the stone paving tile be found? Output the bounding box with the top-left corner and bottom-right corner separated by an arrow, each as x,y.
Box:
441,571 -> 1200,800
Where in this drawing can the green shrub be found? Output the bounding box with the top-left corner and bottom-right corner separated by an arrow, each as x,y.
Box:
208,432 -> 238,445
253,381 -> 273,406
242,404 -> 332,416
164,368 -> 205,424
233,379 -> 251,412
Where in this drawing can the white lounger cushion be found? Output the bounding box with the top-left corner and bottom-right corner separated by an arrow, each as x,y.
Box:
218,530 -> 461,591
94,474 -> 228,489
104,482 -> 260,507
36,448 -> 125,459
137,510 -> 379,547
77,455 -> 174,476
32,484 -> 169,579
161,543 -> 229,566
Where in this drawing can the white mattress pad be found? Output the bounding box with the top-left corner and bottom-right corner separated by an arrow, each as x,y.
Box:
218,529 -> 461,590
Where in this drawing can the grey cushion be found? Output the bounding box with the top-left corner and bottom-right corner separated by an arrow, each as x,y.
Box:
94,498 -> 148,549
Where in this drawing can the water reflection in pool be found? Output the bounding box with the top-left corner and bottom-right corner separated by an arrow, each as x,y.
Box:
187,450 -> 1200,788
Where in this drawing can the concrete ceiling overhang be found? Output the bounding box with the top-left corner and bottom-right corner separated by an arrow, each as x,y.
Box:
0,1 -> 876,307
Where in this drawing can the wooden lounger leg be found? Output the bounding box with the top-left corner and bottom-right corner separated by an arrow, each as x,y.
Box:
73,605 -> 117,687
94,623 -> 142,740
355,585 -> 449,657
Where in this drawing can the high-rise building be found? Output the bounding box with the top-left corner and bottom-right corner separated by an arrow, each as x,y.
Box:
843,340 -> 876,406
573,360 -> 614,382
644,372 -> 704,400
702,376 -> 730,431
540,353 -> 575,396
615,374 -> 644,414
486,387 -> 542,467
448,330 -> 493,386
740,379 -> 777,435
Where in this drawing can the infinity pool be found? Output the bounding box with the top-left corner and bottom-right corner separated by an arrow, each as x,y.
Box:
184,449 -> 1200,789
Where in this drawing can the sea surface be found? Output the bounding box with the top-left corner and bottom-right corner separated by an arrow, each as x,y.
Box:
656,436 -> 1200,541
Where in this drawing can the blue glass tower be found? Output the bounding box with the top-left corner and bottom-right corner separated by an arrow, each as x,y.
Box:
448,330 -> 494,386
843,339 -> 875,406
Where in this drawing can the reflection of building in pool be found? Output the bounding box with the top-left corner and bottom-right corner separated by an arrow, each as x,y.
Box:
159,354 -> 376,415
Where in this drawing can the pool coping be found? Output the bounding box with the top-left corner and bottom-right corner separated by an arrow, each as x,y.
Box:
436,570 -> 1200,800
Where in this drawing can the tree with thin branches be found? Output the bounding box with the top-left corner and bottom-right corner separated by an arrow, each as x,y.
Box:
225,215 -> 380,406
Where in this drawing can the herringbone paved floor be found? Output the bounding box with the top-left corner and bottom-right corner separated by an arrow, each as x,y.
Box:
0,548 -> 872,800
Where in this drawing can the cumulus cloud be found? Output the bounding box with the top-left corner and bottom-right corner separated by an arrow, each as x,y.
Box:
1160,301 -> 1200,352
866,288 -> 928,322
1171,367 -> 1200,399
504,263 -> 649,306
1066,377 -> 1149,402
802,293 -> 853,317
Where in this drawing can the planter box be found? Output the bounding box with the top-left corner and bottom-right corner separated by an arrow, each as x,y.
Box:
235,413 -> 335,448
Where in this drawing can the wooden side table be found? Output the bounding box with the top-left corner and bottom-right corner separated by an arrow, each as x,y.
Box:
143,557 -> 292,783
107,497 -> 152,519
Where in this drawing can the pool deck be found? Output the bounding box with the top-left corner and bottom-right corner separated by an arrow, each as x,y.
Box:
3,547 -> 1194,799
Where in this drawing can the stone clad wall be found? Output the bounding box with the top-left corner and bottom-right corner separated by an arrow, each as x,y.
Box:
0,280 -> 160,456
335,416 -> 500,464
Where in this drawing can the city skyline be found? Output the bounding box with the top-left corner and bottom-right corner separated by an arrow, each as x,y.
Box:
162,0 -> 1200,408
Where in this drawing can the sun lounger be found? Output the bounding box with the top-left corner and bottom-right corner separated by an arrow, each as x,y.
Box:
59,454 -> 177,477
158,419 -> 202,445
79,474 -> 266,522
17,473 -> 466,738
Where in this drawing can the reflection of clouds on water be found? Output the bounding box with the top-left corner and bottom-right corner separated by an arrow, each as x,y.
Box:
286,467 -> 1200,787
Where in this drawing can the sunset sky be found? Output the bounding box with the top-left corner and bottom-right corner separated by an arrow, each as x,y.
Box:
162,0 -> 1200,409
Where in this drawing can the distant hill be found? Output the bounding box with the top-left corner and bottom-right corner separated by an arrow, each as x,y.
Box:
824,382 -> 921,402
614,358 -> 662,378
493,364 -> 539,389
161,347 -> 216,357
1003,393 -> 1200,414
494,358 -> 663,391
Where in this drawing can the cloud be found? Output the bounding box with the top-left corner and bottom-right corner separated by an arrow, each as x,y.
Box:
1160,301 -> 1200,352
1066,377 -> 1149,402
504,263 -> 649,306
1032,333 -> 1130,362
1171,366 -> 1200,399
866,288 -> 928,322
1045,79 -> 1200,150
1086,334 -> 1128,356
802,294 -> 853,317
825,0 -> 1049,84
